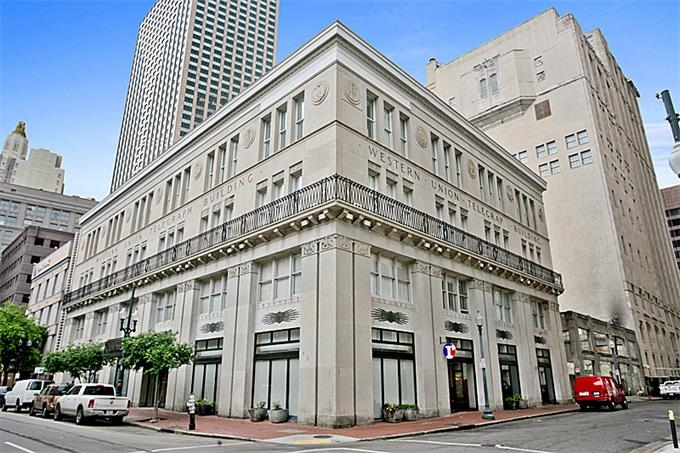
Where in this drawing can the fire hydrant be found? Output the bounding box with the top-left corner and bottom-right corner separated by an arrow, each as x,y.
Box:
186,394 -> 196,430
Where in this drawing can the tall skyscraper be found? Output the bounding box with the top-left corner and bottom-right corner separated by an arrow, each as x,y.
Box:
111,0 -> 279,191
661,185 -> 680,270
426,8 -> 680,382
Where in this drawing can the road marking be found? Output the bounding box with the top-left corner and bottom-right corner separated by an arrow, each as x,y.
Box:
4,442 -> 37,453
391,439 -> 482,447
149,442 -> 251,452
496,445 -> 554,453
289,448 -> 391,453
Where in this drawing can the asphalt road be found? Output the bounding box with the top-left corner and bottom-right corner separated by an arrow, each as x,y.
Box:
0,399 -> 677,453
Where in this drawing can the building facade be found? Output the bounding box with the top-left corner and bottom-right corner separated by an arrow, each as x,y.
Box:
425,8 -> 680,382
111,0 -> 279,191
0,181 -> 97,254
561,310 -> 644,395
62,22 -> 569,427
0,227 -> 74,305
1,123 -> 66,193
661,185 -> 680,270
27,241 -> 76,354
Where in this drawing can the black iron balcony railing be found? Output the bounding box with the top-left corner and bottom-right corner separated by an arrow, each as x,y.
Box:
63,174 -> 561,306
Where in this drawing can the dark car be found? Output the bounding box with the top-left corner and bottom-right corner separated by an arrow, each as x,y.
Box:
0,386 -> 7,408
29,383 -> 71,418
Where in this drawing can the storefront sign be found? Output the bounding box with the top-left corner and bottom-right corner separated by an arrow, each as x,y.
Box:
442,342 -> 457,359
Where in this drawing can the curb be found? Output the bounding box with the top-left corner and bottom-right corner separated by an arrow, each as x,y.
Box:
126,406 -> 580,443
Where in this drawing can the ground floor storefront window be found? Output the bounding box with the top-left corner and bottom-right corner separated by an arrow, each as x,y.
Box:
498,343 -> 520,408
252,328 -> 299,415
446,338 -> 477,411
372,328 -> 416,418
191,338 -> 223,406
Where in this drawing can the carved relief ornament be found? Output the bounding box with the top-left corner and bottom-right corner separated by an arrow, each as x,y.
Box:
243,128 -> 256,149
312,80 -> 329,105
415,127 -> 428,148
343,80 -> 361,105
467,158 -> 477,179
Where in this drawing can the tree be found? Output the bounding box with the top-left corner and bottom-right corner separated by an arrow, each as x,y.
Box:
0,304 -> 46,385
43,343 -> 110,383
122,331 -> 193,421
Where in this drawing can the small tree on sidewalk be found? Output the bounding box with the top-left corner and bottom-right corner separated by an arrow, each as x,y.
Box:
122,331 -> 193,422
43,343 -> 110,383
0,304 -> 46,385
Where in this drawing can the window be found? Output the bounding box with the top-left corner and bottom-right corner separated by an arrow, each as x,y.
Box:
442,274 -> 468,313
261,116 -> 271,158
258,253 -> 301,302
229,136 -> 239,177
199,274 -> 227,313
546,141 -> 557,155
480,78 -> 488,98
517,150 -> 528,164
383,103 -> 394,149
455,149 -> 463,187
277,105 -> 287,149
218,143 -> 227,182
565,134 -> 576,149
72,316 -> 85,341
182,167 -> 191,204
537,71 -> 546,81
536,144 -> 546,158
577,130 -> 589,144
206,152 -> 215,189
443,143 -> 452,182
370,253 -> 410,303
430,135 -> 439,175
367,93 -> 376,139
534,55 -> 543,66
494,289 -> 512,323
399,114 -> 409,156
93,310 -> 108,337
534,100 -> 551,120
569,154 -> 581,168
489,73 -> 499,95
581,150 -> 593,165
531,300 -> 546,329
578,328 -> 591,352
294,94 -> 304,140
156,289 -> 176,323
549,160 -> 560,174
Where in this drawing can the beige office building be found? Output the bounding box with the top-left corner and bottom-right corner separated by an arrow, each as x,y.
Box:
661,185 -> 680,271
62,22 -> 568,426
111,0 -> 279,191
426,8 -> 680,381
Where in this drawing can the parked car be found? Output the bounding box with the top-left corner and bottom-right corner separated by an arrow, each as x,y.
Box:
0,386 -> 8,409
574,375 -> 628,410
53,383 -> 129,425
2,379 -> 53,412
660,380 -> 680,399
29,383 -> 71,417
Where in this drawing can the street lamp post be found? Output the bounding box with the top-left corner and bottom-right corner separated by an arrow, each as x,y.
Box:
476,311 -> 495,420
116,288 -> 138,396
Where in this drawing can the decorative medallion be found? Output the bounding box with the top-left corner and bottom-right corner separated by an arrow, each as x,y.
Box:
534,335 -> 546,344
467,158 -> 477,179
155,187 -> 162,204
415,126 -> 428,148
243,128 -> 255,149
312,80 -> 329,105
200,321 -> 224,333
262,309 -> 300,325
444,320 -> 470,334
496,329 -> 513,340
372,308 -> 409,325
506,185 -> 514,202
538,208 -> 544,222
192,161 -> 202,180
343,80 -> 361,105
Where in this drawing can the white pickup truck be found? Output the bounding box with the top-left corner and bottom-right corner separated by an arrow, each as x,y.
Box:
53,383 -> 129,425
660,380 -> 680,399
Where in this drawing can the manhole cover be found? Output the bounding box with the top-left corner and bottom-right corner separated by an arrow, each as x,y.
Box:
313,435 -> 332,439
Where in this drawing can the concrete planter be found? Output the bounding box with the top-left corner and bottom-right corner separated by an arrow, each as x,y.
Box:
248,408 -> 267,422
382,408 -> 404,423
402,408 -> 418,421
268,409 -> 289,423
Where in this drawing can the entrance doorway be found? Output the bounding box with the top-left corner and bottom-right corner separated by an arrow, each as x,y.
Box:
445,338 -> 477,411
498,344 -> 520,408
140,370 -> 168,408
536,348 -> 556,404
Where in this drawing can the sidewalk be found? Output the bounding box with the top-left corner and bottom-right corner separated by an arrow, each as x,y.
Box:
126,404 -> 579,445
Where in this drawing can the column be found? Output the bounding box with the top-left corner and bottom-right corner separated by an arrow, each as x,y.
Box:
167,281 -> 197,411
546,299 -> 571,403
297,234 -> 373,427
469,279 -> 501,409
411,261 -> 449,417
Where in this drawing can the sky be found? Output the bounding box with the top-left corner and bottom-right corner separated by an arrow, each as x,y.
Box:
0,0 -> 678,201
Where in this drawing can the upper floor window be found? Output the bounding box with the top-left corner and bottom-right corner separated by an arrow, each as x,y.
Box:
258,253 -> 301,302
480,78 -> 488,98
531,300 -> 546,329
441,274 -> 468,313
155,289 -> 176,323
93,309 -> 108,337
577,130 -> 589,144
277,105 -> 287,150
370,253 -> 410,303
399,114 -> 408,157
294,94 -> 304,140
494,289 -> 512,323
199,274 -> 227,314
367,93 -> 377,139
517,150 -> 528,164
261,116 -> 271,159
383,103 -> 394,149
489,73 -> 499,95
430,135 -> 439,175
229,136 -> 239,177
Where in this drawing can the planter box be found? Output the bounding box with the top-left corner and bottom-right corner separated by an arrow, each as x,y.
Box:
382,408 -> 404,423
196,405 -> 214,416
268,409 -> 289,423
248,408 -> 267,422
402,408 -> 418,421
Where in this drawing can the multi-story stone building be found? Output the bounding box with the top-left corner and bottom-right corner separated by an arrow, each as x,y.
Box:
661,185 -> 680,270
62,22 -> 568,426
0,181 -> 97,254
111,0 -> 279,191
1,122 -> 66,193
425,8 -> 680,383
27,240 -> 76,354
0,226 -> 74,305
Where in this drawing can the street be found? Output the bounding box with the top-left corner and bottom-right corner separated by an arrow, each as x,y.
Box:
0,399 -> 677,453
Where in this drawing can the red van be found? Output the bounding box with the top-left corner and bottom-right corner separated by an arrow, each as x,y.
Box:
574,375 -> 628,410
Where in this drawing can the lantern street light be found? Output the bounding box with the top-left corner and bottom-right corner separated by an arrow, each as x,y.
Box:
476,310 -> 495,420
115,288 -> 138,396
656,90 -> 680,177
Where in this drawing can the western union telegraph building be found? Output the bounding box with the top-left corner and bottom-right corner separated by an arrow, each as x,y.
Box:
61,22 -> 570,427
